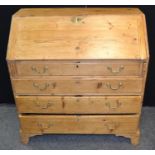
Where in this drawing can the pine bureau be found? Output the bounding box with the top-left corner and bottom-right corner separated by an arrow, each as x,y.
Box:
6,8 -> 149,145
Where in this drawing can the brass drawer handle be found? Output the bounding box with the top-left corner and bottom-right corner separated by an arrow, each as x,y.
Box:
71,16 -> 85,24
31,66 -> 48,74
33,82 -> 56,91
105,122 -> 119,131
106,82 -> 123,90
76,64 -> 79,68
33,82 -> 50,91
105,100 -> 122,110
107,65 -> 124,74
34,99 -> 53,109
37,122 -> 53,132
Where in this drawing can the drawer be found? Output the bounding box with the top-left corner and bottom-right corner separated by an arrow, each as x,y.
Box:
19,114 -> 139,134
14,61 -> 143,76
16,96 -> 141,114
13,77 -> 143,95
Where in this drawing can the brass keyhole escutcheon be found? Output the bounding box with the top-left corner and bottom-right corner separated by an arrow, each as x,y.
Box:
75,46 -> 80,50
71,16 -> 85,24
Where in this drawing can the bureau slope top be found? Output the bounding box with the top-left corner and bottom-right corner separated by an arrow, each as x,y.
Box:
7,8 -> 149,60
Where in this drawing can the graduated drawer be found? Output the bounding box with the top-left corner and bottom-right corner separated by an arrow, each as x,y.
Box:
16,96 -> 141,114
13,61 -> 143,76
19,114 -> 139,134
13,77 -> 143,95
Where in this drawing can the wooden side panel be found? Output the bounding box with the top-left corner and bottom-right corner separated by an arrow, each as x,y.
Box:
19,115 -> 139,134
7,61 -> 17,77
12,77 -> 143,95
16,96 -> 141,114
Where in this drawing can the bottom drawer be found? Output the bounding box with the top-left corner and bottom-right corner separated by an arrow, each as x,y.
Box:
19,115 -> 139,134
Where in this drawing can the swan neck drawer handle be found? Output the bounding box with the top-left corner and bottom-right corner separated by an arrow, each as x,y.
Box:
31,66 -> 48,74
106,82 -> 123,90
105,122 -> 119,131
33,82 -> 56,91
33,82 -> 50,91
34,100 -> 53,109
105,100 -> 122,109
107,65 -> 124,74
37,122 -> 53,132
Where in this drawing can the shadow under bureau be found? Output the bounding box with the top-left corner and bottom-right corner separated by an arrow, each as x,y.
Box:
6,8 -> 149,145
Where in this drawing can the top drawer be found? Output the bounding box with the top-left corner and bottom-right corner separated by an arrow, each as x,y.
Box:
10,60 -> 143,77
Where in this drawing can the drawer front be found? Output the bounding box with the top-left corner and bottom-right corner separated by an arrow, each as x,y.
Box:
16,96 -> 141,114
19,115 -> 139,134
15,61 -> 142,76
13,77 -> 143,95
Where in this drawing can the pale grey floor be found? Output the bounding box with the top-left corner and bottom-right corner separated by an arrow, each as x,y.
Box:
0,104 -> 155,150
